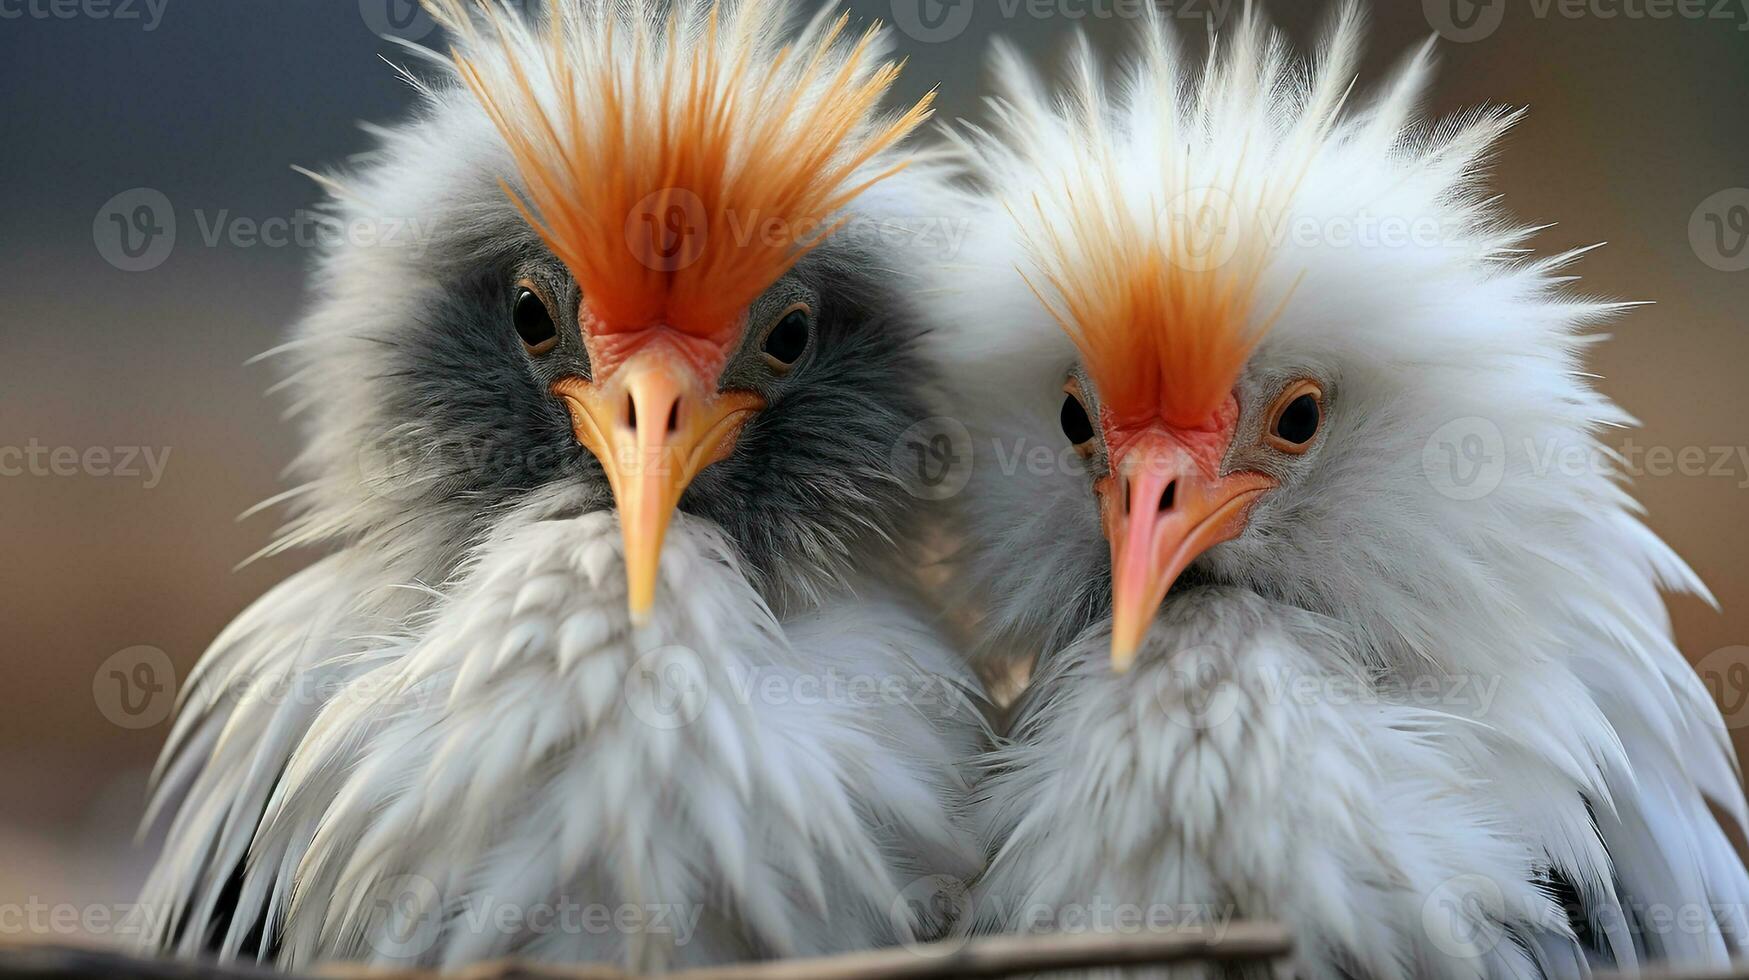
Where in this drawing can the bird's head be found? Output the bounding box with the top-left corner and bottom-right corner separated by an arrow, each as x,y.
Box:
935,10 -> 1670,674
282,0 -> 941,615
1027,173 -> 1328,670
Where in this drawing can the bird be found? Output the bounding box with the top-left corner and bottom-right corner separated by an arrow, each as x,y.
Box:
922,5 -> 1749,977
133,0 -> 986,971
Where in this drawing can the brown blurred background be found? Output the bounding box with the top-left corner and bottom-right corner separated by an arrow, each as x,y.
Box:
0,0 -> 1745,947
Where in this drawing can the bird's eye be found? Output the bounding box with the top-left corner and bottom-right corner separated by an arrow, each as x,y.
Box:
1060,385 -> 1096,457
1265,380 -> 1323,453
760,303 -> 812,371
512,283 -> 558,354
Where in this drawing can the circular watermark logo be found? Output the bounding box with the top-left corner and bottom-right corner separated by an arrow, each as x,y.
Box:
93,645 -> 175,729
359,0 -> 437,41
1421,873 -> 1507,958
1423,0 -> 1506,42
353,425 -> 574,506
1158,186 -> 1242,272
94,188 -> 175,272
1689,188 -> 1749,273
1149,649 -> 1244,730
624,188 -> 707,273
889,0 -> 974,42
1422,416 -> 1506,501
1695,645 -> 1749,730
368,873 -> 443,959
888,874 -> 974,955
355,425 -> 438,506
623,645 -> 710,730
889,416 -> 974,501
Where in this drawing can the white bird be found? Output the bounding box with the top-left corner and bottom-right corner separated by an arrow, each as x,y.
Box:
923,5 -> 1749,977
135,0 -> 985,971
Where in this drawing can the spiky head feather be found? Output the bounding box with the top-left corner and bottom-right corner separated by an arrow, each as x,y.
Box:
423,0 -> 932,342
969,11 -> 1357,429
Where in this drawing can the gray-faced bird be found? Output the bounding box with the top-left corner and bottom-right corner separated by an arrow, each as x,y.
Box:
135,0 -> 984,970
925,6 -> 1749,976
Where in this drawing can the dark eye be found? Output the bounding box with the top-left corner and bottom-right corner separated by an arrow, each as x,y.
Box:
761,305 -> 811,369
513,285 -> 558,353
1060,391 -> 1095,448
1267,385 -> 1322,452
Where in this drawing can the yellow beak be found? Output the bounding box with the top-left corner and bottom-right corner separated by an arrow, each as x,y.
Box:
1100,434 -> 1275,671
553,348 -> 764,623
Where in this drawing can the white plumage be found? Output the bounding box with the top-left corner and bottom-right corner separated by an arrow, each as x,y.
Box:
923,5 -> 1749,976
143,491 -> 981,970
136,0 -> 986,970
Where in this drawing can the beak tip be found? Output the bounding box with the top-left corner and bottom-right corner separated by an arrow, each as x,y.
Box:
1109,639 -> 1138,673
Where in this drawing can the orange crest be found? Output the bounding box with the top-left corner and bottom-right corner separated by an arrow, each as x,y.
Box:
981,14 -> 1344,433
1020,179 -> 1289,431
424,0 -> 931,342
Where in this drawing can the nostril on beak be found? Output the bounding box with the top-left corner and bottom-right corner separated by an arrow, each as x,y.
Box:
624,393 -> 637,431
1119,475 -> 1177,517
666,400 -> 680,434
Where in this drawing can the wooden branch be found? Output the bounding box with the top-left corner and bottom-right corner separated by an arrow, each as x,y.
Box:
0,925 -> 1292,980
15,935 -> 1749,980
659,926 -> 1294,980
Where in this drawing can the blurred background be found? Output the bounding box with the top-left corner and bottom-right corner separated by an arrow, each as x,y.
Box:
1,0 -> 1745,947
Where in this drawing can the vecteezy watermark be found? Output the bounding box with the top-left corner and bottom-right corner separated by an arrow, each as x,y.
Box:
1425,0 -> 1749,42
625,188 -> 709,273
93,188 -> 175,273
359,0 -> 539,41
622,645 -> 713,730
355,408 -> 978,508
1421,874 -> 1749,957
0,440 -> 172,488
620,190 -> 974,273
890,416 -> 1265,503
886,880 -> 1239,952
890,875 -> 974,955
621,645 -> 975,732
364,874 -> 704,960
1691,188 -> 1749,273
1145,652 -> 1506,730
1422,0 -> 1510,40
1695,645 -> 1749,729
355,423 -> 582,505
93,645 -> 176,729
358,0 -> 436,41
96,635 -> 974,736
897,414 -> 1749,506
1423,416 -> 1508,501
0,0 -> 168,31
1155,189 -> 1470,274
94,188 -> 438,272
890,416 -> 975,501
736,212 -> 972,262
369,874 -> 444,959
1160,187 -> 1244,273
92,639 -> 438,732
1421,873 -> 1508,958
890,0 -> 1232,43
1002,897 -> 1240,937
0,899 -> 176,940
1423,418 -> 1749,501
189,209 -> 436,254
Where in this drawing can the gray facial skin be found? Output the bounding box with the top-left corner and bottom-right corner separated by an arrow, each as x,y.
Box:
357,225 -> 937,613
